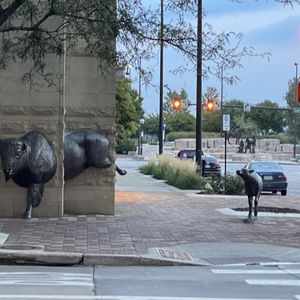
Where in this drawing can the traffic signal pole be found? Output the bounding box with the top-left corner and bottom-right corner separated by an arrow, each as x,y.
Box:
158,0 -> 164,154
195,0 -> 203,174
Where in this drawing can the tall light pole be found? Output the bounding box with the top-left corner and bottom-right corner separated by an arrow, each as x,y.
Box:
293,62 -> 298,158
195,0 -> 203,174
158,0 -> 164,154
138,57 -> 142,155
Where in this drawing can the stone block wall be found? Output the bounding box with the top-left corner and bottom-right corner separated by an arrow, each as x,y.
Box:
0,54 -> 116,217
0,55 -> 64,218
63,56 -> 116,215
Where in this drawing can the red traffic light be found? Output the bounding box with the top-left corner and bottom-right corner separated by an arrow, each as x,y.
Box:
172,97 -> 182,110
297,82 -> 300,103
206,99 -> 215,111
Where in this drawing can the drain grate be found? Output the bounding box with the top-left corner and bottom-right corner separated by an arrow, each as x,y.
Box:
156,248 -> 194,262
203,256 -> 278,265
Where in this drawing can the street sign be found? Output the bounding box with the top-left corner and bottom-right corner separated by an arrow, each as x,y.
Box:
244,103 -> 251,112
293,107 -> 300,113
223,114 -> 230,131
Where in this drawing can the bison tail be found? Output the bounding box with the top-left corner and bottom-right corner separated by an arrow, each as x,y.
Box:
116,165 -> 127,176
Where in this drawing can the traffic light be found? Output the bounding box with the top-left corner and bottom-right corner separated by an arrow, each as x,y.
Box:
172,97 -> 182,110
298,82 -> 300,103
206,99 -> 215,111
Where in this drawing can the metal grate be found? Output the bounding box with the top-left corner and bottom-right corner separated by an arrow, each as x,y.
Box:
156,248 -> 194,262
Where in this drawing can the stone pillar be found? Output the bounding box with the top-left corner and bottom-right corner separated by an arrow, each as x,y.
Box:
0,53 -> 116,217
63,56 -> 115,215
0,55 -> 64,217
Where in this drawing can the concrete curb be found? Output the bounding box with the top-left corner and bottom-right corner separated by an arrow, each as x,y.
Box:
83,254 -> 204,266
0,249 -> 83,265
0,249 -> 204,267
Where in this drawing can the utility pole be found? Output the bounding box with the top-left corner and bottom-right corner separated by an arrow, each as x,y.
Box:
158,0 -> 164,154
195,0 -> 203,174
293,62 -> 298,158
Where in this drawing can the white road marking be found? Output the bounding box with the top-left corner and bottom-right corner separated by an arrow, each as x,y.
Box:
212,269 -> 300,274
0,271 -> 93,286
246,279 -> 300,286
0,296 -> 292,300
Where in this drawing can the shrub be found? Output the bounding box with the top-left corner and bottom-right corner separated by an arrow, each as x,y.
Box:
116,139 -> 136,154
208,175 -> 244,195
166,131 -> 220,141
267,134 -> 295,144
139,155 -> 212,191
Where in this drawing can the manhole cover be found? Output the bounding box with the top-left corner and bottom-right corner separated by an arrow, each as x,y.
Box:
233,206 -> 300,214
203,256 -> 278,265
156,248 -> 194,262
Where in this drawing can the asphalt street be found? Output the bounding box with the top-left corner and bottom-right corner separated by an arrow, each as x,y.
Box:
0,264 -> 299,299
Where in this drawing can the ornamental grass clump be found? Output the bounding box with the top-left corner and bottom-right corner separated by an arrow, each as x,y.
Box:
140,155 -> 210,191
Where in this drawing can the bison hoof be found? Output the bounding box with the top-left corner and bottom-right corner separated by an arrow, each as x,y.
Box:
243,218 -> 253,223
23,211 -> 32,220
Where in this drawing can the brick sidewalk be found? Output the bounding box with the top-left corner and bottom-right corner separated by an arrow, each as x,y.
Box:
0,189 -> 299,255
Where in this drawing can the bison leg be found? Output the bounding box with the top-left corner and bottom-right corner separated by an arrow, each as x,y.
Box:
23,183 -> 44,219
244,195 -> 253,223
253,195 -> 259,220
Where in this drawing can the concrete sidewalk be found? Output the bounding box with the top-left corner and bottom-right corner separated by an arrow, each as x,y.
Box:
0,161 -> 299,266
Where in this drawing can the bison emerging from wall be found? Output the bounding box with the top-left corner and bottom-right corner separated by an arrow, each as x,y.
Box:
0,129 -> 126,219
236,168 -> 263,223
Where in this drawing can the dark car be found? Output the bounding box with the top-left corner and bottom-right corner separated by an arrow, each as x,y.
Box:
177,149 -> 221,176
244,161 -> 288,196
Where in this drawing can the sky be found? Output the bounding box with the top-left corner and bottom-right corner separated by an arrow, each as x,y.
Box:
129,0 -> 300,115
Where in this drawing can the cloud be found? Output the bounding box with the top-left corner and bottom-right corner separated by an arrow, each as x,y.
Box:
206,7 -> 300,34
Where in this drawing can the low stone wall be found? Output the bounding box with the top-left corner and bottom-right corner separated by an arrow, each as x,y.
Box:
174,138 -> 299,157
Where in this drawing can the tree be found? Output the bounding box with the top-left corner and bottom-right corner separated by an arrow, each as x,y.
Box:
2,0 -> 297,84
143,113 -> 159,137
284,77 -> 300,140
202,110 -> 221,132
247,100 -> 284,135
164,88 -> 195,133
116,78 -> 142,146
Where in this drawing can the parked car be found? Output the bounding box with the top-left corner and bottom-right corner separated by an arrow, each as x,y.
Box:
244,161 -> 288,196
177,149 -> 221,176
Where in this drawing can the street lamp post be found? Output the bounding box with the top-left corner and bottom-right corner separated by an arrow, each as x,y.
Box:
140,118 -> 145,155
294,62 -> 298,158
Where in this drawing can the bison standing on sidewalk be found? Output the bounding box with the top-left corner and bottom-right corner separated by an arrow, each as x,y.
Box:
236,168 -> 263,223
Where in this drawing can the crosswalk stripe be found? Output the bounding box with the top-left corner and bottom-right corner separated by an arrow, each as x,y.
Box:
246,279 -> 300,286
212,269 -> 300,274
0,271 -> 93,286
0,296 -> 291,300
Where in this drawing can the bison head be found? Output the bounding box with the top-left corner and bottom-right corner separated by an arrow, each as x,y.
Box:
0,139 -> 28,181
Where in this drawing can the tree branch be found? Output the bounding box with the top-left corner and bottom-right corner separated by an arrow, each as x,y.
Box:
0,0 -> 26,27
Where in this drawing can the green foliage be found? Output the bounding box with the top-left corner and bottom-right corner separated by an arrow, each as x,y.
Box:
116,78 -> 142,147
166,131 -> 220,141
285,78 -> 298,108
166,131 -> 196,141
246,100 -> 284,135
143,114 -> 159,136
202,110 -> 222,132
284,78 -> 300,140
116,139 -> 136,154
164,88 -> 196,133
208,175 -> 244,195
267,134 -> 295,144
